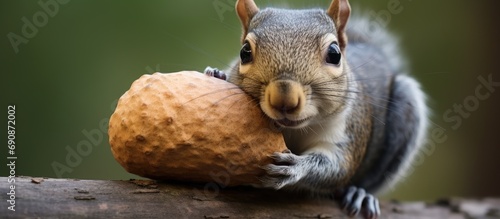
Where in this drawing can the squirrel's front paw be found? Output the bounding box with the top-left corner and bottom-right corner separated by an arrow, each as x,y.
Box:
261,151 -> 306,189
204,66 -> 226,80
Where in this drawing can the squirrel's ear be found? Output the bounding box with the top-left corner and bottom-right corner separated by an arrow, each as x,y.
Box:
236,0 -> 259,39
327,0 -> 351,51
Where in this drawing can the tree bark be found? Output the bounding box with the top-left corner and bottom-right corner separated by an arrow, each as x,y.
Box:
1,176 -> 499,218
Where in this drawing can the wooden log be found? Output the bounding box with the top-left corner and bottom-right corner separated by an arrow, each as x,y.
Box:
1,176 -> 499,218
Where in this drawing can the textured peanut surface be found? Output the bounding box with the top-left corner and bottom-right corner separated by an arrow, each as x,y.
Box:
109,71 -> 286,186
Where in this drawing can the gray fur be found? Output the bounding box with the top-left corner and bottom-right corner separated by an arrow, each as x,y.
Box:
225,6 -> 428,193
207,1 -> 429,214
345,15 -> 428,194
346,14 -> 407,74
228,8 -> 339,86
354,74 -> 429,193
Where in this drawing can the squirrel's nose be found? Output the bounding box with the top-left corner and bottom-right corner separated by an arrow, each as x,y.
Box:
266,80 -> 303,114
269,94 -> 300,113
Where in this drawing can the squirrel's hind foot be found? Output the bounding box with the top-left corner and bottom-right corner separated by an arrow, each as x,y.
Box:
204,66 -> 227,80
338,186 -> 380,219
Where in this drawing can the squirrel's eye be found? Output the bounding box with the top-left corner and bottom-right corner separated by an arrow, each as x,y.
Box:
240,41 -> 253,64
326,43 -> 341,66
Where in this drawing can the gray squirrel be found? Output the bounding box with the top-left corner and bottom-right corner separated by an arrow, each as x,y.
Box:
205,0 -> 428,218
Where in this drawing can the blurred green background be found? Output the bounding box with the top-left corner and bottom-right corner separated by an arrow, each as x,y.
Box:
1,0 -> 499,201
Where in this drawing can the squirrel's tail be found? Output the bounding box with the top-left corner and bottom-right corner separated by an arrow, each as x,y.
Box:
346,14 -> 407,74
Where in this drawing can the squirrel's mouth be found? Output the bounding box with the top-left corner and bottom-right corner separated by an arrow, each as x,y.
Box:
275,117 -> 310,128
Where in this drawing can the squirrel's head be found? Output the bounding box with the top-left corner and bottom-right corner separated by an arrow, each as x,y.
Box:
233,0 -> 352,129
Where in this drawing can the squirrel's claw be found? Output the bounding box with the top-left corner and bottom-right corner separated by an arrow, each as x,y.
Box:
260,152 -> 305,189
204,66 -> 227,80
363,194 -> 380,219
340,186 -> 380,219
